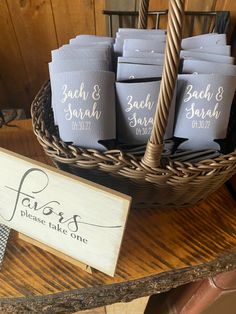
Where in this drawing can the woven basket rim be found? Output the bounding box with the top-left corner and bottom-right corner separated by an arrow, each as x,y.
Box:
31,81 -> 236,182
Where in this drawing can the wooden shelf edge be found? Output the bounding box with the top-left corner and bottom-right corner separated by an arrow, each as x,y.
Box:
0,251 -> 236,314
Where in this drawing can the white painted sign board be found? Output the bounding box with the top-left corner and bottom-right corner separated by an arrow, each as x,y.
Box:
0,148 -> 131,276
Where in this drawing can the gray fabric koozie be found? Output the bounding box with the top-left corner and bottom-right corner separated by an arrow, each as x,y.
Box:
116,80 -> 175,145
174,74 -> 236,150
53,70 -> 116,150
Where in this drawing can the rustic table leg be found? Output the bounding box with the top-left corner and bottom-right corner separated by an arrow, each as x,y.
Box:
73,296 -> 150,314
105,296 -> 150,314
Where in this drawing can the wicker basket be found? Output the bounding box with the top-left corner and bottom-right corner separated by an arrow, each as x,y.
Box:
31,0 -> 236,209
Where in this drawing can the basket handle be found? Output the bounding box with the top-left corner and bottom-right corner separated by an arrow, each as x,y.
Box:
138,0 -> 150,29
138,0 -> 184,168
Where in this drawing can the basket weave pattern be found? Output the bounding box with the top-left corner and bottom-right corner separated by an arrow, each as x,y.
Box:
31,0 -> 236,208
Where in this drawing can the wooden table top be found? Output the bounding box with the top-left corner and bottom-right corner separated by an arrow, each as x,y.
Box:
0,120 -> 236,313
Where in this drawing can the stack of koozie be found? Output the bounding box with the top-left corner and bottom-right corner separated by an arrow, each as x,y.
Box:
115,28 -> 166,80
49,31 -> 236,153
114,28 -> 177,145
175,33 -> 236,150
49,35 -> 116,150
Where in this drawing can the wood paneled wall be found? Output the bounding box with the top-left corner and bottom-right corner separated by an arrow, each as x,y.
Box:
107,0 -> 236,37
0,0 -> 235,116
0,0 -> 106,116
148,0 -> 236,38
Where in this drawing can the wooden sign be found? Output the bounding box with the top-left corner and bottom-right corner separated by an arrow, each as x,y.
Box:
0,148 -> 131,276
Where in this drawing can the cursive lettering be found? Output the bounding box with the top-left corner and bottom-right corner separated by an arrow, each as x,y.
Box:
92,85 -> 101,101
126,94 -> 154,112
184,84 -> 213,102
2,168 -> 121,233
128,112 -> 153,128
61,83 -> 89,103
215,86 -> 224,102
64,103 -> 102,121
185,103 -> 221,120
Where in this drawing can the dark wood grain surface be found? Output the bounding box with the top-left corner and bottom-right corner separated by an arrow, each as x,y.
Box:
0,120 -> 236,314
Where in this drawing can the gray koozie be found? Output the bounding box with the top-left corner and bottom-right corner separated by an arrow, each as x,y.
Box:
180,50 -> 234,64
117,63 -> 163,81
114,34 -> 166,56
116,80 -> 175,145
70,38 -> 113,46
181,33 -> 227,50
118,57 -> 164,66
189,45 -> 231,56
174,74 -> 236,150
53,71 -> 116,150
49,59 -> 110,125
123,39 -> 166,54
74,35 -> 114,44
182,60 -> 236,76
51,47 -> 109,62
123,50 -> 165,60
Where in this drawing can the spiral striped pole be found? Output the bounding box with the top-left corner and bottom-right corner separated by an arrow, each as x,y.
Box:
138,0 -> 150,29
142,0 -> 184,168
